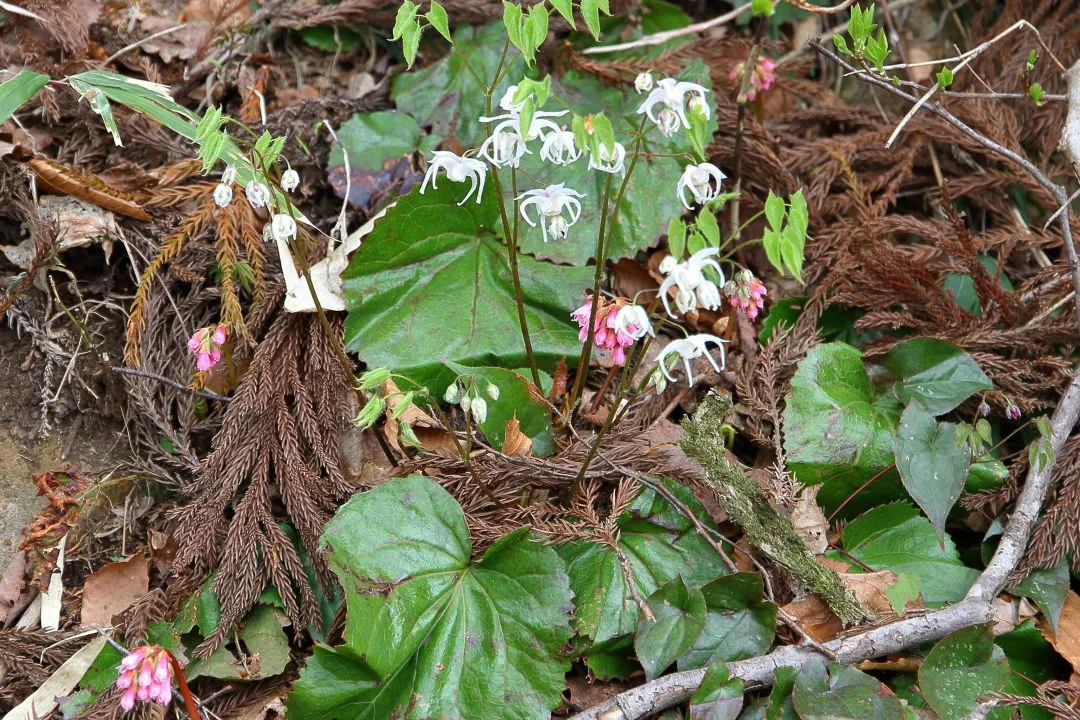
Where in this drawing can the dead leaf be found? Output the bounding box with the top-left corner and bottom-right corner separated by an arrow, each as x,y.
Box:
381,380 -> 457,456
29,157 -> 149,221
564,675 -> 635,713
150,530 -> 178,575
80,554 -> 150,628
0,550 -> 27,623
1044,590 -> 1080,674
35,195 -> 123,261
781,593 -> 844,642
502,417 -> 532,456
791,485 -> 828,555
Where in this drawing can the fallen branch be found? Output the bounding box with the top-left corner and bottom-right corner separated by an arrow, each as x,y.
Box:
569,36 -> 1080,720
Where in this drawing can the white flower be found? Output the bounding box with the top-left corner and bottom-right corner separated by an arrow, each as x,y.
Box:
539,130 -> 581,166
486,383 -> 500,401
658,247 -> 726,318
614,304 -> 654,339
695,281 -> 722,311
221,166 -> 236,185
479,128 -> 529,168
658,255 -> 679,275
245,181 -> 270,209
471,397 -> 488,424
444,383 -> 460,404
271,213 -> 297,242
480,109 -> 567,142
420,150 -> 487,205
656,334 -> 728,387
499,85 -> 524,113
213,183 -> 233,208
460,395 -> 472,414
281,169 -> 300,192
655,108 -> 681,138
676,163 -> 726,209
517,183 -> 585,243
637,77 -> 709,131
635,72 -> 654,94
588,141 -> 627,175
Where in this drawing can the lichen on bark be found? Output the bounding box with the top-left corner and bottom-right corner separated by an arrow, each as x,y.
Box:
679,391 -> 873,625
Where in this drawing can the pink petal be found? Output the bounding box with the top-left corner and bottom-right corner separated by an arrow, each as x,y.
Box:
197,353 -> 212,372
612,346 -> 626,366
211,326 -> 227,346
121,691 -> 136,711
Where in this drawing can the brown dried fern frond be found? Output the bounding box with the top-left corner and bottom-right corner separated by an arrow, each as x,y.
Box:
215,197 -> 252,344
168,313 -> 354,656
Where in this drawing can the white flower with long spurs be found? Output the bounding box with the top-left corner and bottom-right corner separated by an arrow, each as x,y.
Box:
655,334 -> 728,387
498,85 -> 525,113
677,162 -> 726,209
655,108 -> 681,138
658,247 -> 726,318
479,128 -> 529,168
637,77 -> 709,131
517,183 -> 585,243
420,150 -> 487,205
539,130 -> 582,166
588,141 -> 627,175
480,109 -> 567,142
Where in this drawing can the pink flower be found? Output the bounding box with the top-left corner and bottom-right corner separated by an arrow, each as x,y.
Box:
116,645 -> 174,713
211,324 -> 227,346
570,296 -> 640,366
729,55 -> 777,101
188,324 -> 228,372
724,270 -> 768,321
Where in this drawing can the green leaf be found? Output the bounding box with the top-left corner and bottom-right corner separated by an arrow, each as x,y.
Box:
788,190 -> 808,237
764,191 -> 786,231
885,572 -> 920,615
668,219 -> 687,261
425,1 -> 451,41
881,338 -> 992,415
502,2 -> 525,56
1012,558 -> 1069,634
792,661 -> 905,720
329,111 -> 427,172
936,66 -> 954,87
989,620 -> 1070,720
635,577 -> 707,679
342,183 -> 591,392
766,666 -> 799,720
549,0 -> 575,25
391,23 -> 524,148
288,475 -> 573,720
783,343 -> 902,513
762,229 -> 784,278
751,0 -> 775,16
0,69 -> 48,125
759,296 -> 806,344
839,503 -> 978,604
299,26 -> 364,51
560,480 -> 730,645
697,211 -> 721,247
894,400 -> 970,543
919,625 -> 1010,720
582,635 -> 637,680
691,663 -> 745,720
581,0 -> 602,38
392,0 -> 419,40
1029,83 -> 1044,104
401,22 -> 421,68
779,224 -> 805,282
679,573 -> 776,670
525,3 -> 550,59
441,362 -> 552,454
832,33 -> 851,55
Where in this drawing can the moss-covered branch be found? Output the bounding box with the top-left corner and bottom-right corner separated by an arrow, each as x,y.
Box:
679,391 -> 872,625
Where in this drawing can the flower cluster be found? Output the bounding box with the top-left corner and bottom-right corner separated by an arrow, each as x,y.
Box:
724,269 -> 767,320
658,248 -> 725,318
445,380 -> 500,424
188,324 -> 227,371
115,645 -> 173,712
571,296 -> 653,366
729,56 -> 777,101
213,166 -> 302,246
636,75 -> 710,137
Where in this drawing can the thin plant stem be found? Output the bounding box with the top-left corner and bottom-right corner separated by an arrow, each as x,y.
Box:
427,401 -> 506,508
728,16 -> 768,245
569,172 -> 614,408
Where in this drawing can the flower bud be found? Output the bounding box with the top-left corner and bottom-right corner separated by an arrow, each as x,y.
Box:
977,401 -> 991,418
358,366 -> 392,391
634,72 -> 654,94
354,395 -> 384,428
444,383 -> 460,404
245,181 -> 270,208
471,397 -> 488,424
1005,404 -> 1022,421
213,183 -> 233,208
271,214 -> 297,242
211,324 -> 227,346
486,383 -> 500,401
281,169 -> 300,192
221,166 -> 236,185
460,395 -> 472,414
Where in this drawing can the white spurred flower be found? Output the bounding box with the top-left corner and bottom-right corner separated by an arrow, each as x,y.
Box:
677,163 -> 726,209
480,109 -> 567,142
634,72 -> 654,94
588,141 -> 627,175
637,77 -> 710,132
245,181 -> 270,208
613,304 -> 654,340
656,334 -> 728,387
479,128 -> 529,168
658,247 -> 726,318
221,166 -> 236,185
499,85 -> 525,113
420,150 -> 487,205
658,255 -> 679,275
517,183 -> 585,243
655,108 -> 681,138
213,183 -> 233,208
271,213 -> 297,242
281,169 -> 300,192
539,130 -> 582,166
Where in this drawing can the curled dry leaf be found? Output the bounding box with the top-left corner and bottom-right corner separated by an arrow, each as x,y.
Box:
1044,590 -> 1080,675
0,550 -> 27,624
29,157 -> 150,221
502,417 -> 533,457
790,485 -> 828,555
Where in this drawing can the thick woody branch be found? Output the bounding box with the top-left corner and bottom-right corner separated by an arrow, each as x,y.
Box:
569,39 -> 1080,720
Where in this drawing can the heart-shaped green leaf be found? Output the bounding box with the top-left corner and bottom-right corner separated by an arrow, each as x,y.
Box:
634,576 -> 706,679
919,625 -> 1010,720
678,573 -> 777,670
792,661 -> 905,720
880,338 -> 992,415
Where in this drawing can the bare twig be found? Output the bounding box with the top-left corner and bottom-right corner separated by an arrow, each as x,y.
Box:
112,366 -> 232,403
580,4 -> 749,55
